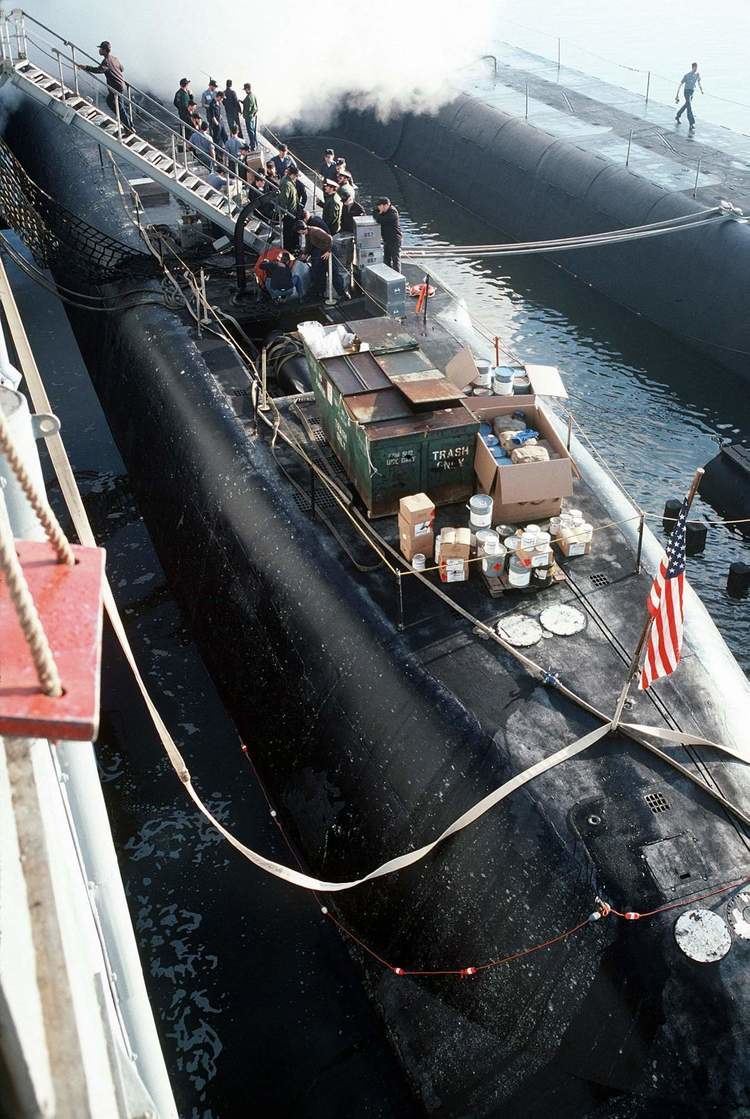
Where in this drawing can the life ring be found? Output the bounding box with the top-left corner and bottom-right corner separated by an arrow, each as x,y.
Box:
407,283 -> 436,298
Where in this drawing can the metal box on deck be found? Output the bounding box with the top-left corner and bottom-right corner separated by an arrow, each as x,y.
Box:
353,215 -> 382,268
304,340 -> 477,516
362,263 -> 405,318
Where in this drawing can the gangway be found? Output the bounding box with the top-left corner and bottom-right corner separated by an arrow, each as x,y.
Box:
0,9 -> 295,245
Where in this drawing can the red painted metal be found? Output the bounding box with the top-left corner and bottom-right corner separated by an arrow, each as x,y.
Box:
0,541 -> 105,740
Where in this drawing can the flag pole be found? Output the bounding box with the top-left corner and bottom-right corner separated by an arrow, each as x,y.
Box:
610,467 -> 704,728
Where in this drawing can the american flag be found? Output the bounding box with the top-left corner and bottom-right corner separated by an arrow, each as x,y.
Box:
639,497 -> 688,690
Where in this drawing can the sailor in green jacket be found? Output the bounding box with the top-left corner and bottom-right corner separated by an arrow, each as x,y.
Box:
279,166 -> 301,249
321,179 -> 342,235
241,83 -> 258,149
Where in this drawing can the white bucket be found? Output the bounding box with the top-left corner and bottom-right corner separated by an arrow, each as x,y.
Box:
493,368 -> 514,396
468,493 -> 493,528
412,553 -> 426,571
475,359 -> 492,388
475,528 -> 499,555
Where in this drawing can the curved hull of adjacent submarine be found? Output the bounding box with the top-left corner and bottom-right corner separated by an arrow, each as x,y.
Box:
5,100 -> 750,1118
329,96 -> 750,381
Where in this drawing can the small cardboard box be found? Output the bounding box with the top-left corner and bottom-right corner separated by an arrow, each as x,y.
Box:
468,402 -> 574,526
557,537 -> 592,558
399,520 -> 434,561
438,528 -> 471,582
399,494 -> 436,536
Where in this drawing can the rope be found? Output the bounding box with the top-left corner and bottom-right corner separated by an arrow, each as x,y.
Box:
0,502 -> 63,696
0,405 -> 74,564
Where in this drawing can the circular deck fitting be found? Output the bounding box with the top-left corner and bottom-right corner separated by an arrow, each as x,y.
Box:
674,909 -> 732,963
539,603 -> 586,637
727,890 -> 750,941
496,614 -> 542,647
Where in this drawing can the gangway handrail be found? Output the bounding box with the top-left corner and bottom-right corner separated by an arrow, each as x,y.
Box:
11,10 -> 299,220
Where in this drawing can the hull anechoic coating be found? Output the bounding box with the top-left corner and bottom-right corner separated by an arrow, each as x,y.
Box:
332,95 -> 750,381
5,100 -> 750,1117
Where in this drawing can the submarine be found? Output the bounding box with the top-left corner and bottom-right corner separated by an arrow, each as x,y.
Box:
2,20 -> 750,1118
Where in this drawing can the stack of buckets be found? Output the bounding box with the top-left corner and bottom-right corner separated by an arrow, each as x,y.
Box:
469,494 -> 506,578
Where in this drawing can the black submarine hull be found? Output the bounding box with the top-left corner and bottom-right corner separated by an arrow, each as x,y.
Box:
328,95 -> 750,381
5,101 -> 750,1118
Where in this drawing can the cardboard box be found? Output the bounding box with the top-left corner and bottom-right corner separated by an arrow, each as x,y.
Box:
557,537 -> 592,558
399,518 -> 434,561
438,528 -> 471,582
467,401 -> 574,526
399,493 -> 436,533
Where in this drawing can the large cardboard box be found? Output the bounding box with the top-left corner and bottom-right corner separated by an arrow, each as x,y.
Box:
398,517 -> 434,561
466,400 -> 575,526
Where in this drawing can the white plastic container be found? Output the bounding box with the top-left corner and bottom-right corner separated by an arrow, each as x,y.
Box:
504,535 -> 521,553
468,493 -> 493,528
475,528 -> 500,555
507,553 -> 531,587
474,359 -> 492,388
493,367 -> 514,395
412,554 -> 426,571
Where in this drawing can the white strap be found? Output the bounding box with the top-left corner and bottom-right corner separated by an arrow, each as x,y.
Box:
622,722 -> 750,764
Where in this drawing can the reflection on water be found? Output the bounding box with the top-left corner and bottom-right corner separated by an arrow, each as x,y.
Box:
293,134 -> 750,672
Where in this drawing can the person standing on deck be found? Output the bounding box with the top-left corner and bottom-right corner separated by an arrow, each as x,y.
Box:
321,179 -> 343,235
173,77 -> 192,139
340,187 -> 364,234
272,145 -> 293,179
223,80 -> 242,137
319,148 -> 336,180
201,79 -> 218,119
224,125 -> 249,178
675,63 -> 704,131
191,120 -> 215,170
81,42 -> 134,133
295,220 -> 349,300
374,196 -> 402,272
242,83 -> 258,149
279,165 -> 302,251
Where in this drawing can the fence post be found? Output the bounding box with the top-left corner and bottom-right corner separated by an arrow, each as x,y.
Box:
525,81 -> 529,120
55,49 -> 65,98
325,252 -> 336,306
556,37 -> 561,80
693,157 -> 702,198
114,89 -> 122,141
625,128 -> 633,167
644,70 -> 651,108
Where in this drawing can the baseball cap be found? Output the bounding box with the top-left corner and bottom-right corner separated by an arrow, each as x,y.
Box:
98,40 -> 111,50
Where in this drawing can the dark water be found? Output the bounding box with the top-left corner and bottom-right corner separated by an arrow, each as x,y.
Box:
4,246 -> 417,1118
293,135 -> 750,674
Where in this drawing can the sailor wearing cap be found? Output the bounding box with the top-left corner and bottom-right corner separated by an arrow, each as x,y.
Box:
80,41 -> 133,133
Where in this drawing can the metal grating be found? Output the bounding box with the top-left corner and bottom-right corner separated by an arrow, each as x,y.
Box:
589,572 -> 610,588
644,791 -> 671,815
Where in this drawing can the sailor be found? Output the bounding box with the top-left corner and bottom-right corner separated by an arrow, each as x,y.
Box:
190,120 -> 215,169
223,80 -> 242,137
374,196 -> 402,272
279,165 -> 302,250
206,171 -> 227,191
201,79 -> 218,118
173,77 -> 192,138
251,171 -> 279,222
295,220 -> 349,300
319,148 -> 336,180
272,144 -> 293,179
81,41 -> 134,134
675,62 -> 703,131
340,186 -> 364,234
337,170 -> 356,200
260,252 -> 301,302
264,159 -> 279,184
208,90 -> 229,151
321,180 -> 343,235
241,83 -> 258,150
223,125 -> 249,178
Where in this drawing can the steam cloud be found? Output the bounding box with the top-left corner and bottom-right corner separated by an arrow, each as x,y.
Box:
26,0 -> 495,127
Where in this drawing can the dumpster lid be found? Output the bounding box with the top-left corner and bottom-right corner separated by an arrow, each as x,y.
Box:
345,389 -> 413,425
344,316 -> 419,355
323,352 -> 391,395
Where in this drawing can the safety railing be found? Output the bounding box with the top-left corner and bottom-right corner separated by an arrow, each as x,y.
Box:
1,9 -> 302,225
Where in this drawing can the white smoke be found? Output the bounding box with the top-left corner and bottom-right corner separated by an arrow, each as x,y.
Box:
25,0 -> 496,126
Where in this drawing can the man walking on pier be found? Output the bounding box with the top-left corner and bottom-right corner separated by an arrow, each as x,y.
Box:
675,63 -> 703,130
